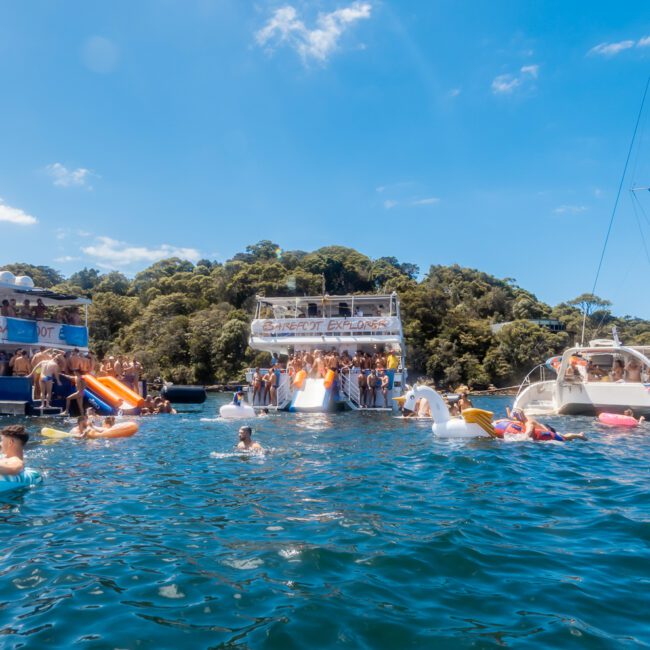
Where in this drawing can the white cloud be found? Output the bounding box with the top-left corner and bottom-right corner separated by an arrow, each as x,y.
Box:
589,40 -> 635,57
448,88 -> 461,98
54,255 -> 81,263
520,64 -> 539,78
411,197 -> 440,206
46,163 -> 93,188
491,64 -> 539,95
0,199 -> 38,226
553,204 -> 588,215
588,35 -> 650,57
82,236 -> 201,268
383,199 -> 398,210
256,2 -> 371,63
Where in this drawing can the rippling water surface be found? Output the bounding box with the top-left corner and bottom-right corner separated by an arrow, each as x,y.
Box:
1,395 -> 649,649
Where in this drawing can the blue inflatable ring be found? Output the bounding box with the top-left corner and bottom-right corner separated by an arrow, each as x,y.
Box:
0,468 -> 43,493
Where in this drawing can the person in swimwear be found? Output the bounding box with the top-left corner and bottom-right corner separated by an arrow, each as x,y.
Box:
624,409 -> 645,424
237,426 -> 263,453
29,355 -> 63,408
61,369 -> 87,417
0,425 -> 28,475
510,408 -> 586,441
69,415 -> 99,437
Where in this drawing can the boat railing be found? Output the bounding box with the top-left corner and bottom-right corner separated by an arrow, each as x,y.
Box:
340,368 -> 361,408
514,363 -> 549,402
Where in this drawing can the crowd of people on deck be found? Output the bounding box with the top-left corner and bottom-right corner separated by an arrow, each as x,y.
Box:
0,346 -> 178,417
250,347 -> 401,408
0,299 -> 83,325
581,357 -> 646,383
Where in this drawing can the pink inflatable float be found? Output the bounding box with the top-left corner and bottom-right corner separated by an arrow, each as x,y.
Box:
598,413 -> 639,427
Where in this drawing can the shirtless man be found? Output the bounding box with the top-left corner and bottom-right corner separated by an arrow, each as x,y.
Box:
33,299 -> 47,320
268,367 -> 278,406
251,368 -> 263,405
379,369 -> 390,407
61,370 -> 87,417
510,408 -> 586,442
69,415 -> 96,437
458,392 -> 473,412
237,426 -> 263,453
30,346 -> 51,400
10,350 -> 31,376
19,300 -> 32,319
0,425 -> 28,475
357,369 -> 367,407
366,370 -> 377,407
625,359 -> 642,382
29,355 -> 63,408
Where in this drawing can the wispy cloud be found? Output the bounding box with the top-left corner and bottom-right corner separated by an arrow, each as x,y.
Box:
383,199 -> 398,210
256,2 -> 372,64
54,255 -> 81,263
411,197 -> 440,206
0,199 -> 38,226
553,204 -> 588,215
492,64 -> 539,95
588,35 -> 650,57
447,88 -> 461,98
46,163 -> 94,188
82,236 -> 201,268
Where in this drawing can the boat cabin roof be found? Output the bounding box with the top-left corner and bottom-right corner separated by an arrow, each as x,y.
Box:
254,293 -> 399,318
0,282 -> 90,307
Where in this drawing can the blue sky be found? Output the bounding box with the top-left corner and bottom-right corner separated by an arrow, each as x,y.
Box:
1,1 -> 650,317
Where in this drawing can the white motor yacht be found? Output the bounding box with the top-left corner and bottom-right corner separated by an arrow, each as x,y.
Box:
513,338 -> 650,417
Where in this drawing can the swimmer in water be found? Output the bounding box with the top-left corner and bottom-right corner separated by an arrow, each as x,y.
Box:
258,408 -> 270,417
237,426 -> 263,453
624,409 -> 645,424
511,408 -> 586,442
69,415 -> 100,438
0,425 -> 28,475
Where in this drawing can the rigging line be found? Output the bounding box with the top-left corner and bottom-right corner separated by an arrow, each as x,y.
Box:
630,192 -> 650,265
629,83 -> 650,187
631,188 -> 650,228
580,76 -> 650,345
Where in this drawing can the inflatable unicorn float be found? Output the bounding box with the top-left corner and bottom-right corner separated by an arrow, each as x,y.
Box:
399,384 -> 495,438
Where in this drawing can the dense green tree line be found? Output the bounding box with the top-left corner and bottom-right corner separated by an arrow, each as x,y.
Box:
5,244 -> 649,387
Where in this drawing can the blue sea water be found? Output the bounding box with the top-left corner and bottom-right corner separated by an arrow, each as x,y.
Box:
0,394 -> 649,649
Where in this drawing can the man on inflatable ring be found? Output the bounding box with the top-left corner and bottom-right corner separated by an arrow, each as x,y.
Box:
510,408 -> 586,442
0,425 -> 29,475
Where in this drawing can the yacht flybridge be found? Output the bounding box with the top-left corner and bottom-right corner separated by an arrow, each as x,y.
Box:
513,338 -> 650,417
246,293 -> 407,412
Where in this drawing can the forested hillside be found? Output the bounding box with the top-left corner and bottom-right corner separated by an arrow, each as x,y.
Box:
5,242 -> 649,387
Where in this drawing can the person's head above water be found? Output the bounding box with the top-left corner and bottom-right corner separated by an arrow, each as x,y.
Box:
239,426 -> 252,442
1,424 -> 29,452
511,408 -> 527,423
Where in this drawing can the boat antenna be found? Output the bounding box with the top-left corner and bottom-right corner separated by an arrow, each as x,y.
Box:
580,76 -> 650,346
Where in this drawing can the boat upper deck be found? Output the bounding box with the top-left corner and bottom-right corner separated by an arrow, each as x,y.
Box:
250,293 -> 404,352
0,276 -> 90,351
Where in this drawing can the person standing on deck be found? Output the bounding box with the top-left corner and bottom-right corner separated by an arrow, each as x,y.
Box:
61,370 -> 87,417
379,369 -> 390,407
29,355 -> 63,409
367,370 -> 378,408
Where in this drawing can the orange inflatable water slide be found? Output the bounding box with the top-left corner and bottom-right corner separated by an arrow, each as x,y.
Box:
83,375 -> 143,413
